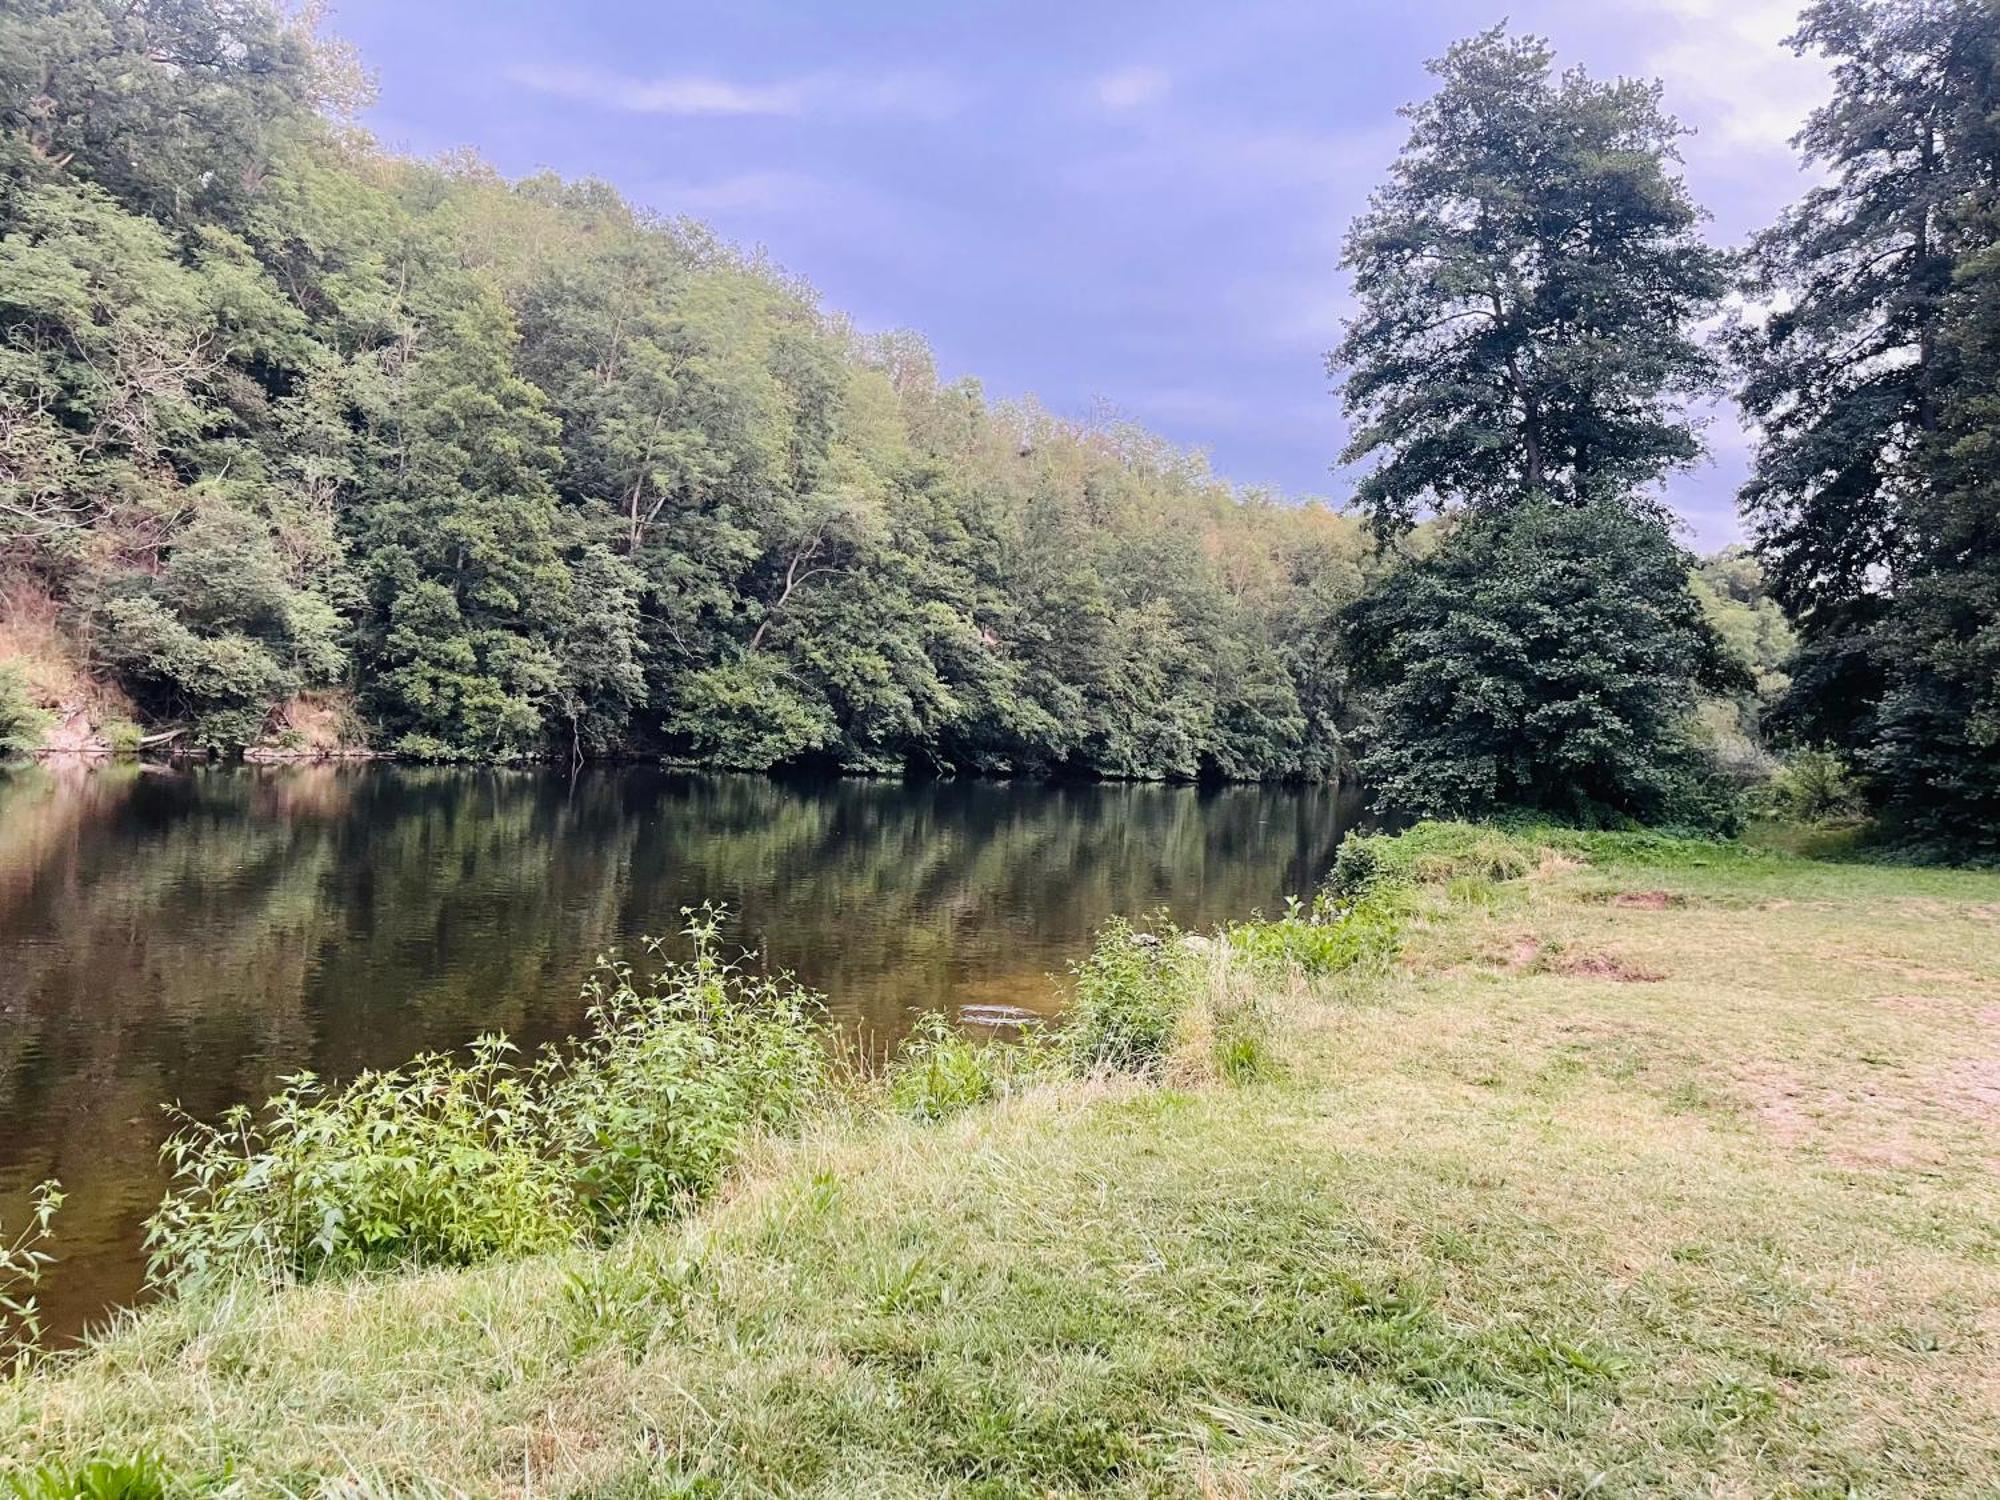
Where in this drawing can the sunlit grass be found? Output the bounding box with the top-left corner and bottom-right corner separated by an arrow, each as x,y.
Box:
7,828 -> 1999,1495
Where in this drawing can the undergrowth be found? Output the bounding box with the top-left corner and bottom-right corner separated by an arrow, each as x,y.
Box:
143,907 -> 824,1289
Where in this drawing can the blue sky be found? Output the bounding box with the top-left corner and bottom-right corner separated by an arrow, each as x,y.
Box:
333,0 -> 1830,547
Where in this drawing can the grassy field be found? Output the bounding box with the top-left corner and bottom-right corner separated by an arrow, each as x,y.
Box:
6,826 -> 1999,1496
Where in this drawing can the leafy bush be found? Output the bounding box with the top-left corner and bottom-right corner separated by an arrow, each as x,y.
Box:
885,1012 -> 1006,1123
1226,893 -> 1401,975
1343,501 -> 1749,829
145,909 -> 825,1288
0,664 -> 51,755
557,909 -> 825,1220
147,1036 -> 577,1283
1059,917 -> 1199,1077
1758,749 -> 1865,823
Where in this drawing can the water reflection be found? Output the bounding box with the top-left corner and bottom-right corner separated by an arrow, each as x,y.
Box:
0,762 -> 1357,1340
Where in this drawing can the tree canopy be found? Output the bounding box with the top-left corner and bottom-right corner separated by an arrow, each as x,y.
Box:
1732,0 -> 2000,854
0,0 -> 1372,778
1331,29 -> 1743,827
1334,28 -> 1728,532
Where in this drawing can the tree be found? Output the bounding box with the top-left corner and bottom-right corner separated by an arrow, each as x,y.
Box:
1334,28 -> 1728,532
1332,29 -> 1738,824
1869,207 -> 2000,855
0,0 -> 1374,779
1344,502 -> 1745,825
1732,0 -> 2000,851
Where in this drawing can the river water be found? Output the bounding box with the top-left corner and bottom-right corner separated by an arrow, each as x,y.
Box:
0,761 -> 1358,1341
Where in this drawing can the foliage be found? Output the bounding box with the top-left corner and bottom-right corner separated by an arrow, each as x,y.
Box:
143,910 -> 824,1287
1732,0 -> 2000,855
1332,823 -> 1533,896
1058,917 -> 1200,1077
1226,893 -> 1400,976
1332,30 -> 1746,833
0,1179 -> 63,1365
1758,750 -> 1866,824
1343,502 -> 1747,828
0,662 -> 49,753
1334,27 -> 1727,532
0,1 -> 1370,776
883,1012 -> 1006,1123
2,1454 -> 169,1500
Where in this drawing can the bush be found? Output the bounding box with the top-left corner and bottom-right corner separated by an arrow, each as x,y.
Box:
1226,893 -> 1401,976
1758,749 -> 1865,823
0,664 -> 51,754
1342,501 -> 1750,828
145,909 -> 825,1288
1059,917 -> 1199,1077
1,1179 -> 63,1364
884,1012 -> 1006,1123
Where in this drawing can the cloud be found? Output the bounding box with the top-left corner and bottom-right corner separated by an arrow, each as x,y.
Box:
1091,65 -> 1172,112
508,65 -> 804,116
1632,0 -> 1831,209
507,65 -> 965,121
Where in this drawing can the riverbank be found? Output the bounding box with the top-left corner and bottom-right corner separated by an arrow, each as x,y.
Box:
7,824 -> 1999,1495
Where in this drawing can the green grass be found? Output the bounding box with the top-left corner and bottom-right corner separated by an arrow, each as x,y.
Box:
7,826 -> 2000,1496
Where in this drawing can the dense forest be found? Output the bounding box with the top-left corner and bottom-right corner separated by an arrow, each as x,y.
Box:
0,0 -> 1993,850
0,0 -> 1371,781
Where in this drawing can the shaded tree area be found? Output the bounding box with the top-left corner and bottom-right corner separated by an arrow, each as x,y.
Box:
0,0 -> 1373,779
1733,0 -> 2000,856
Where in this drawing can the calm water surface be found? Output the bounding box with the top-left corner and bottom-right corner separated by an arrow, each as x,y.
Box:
0,762 -> 1357,1340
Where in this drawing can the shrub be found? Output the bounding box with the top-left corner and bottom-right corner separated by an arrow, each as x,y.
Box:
1226,893 -> 1401,976
885,1012 -> 1006,1123
556,909 -> 825,1220
0,664 -> 50,755
147,1036 -> 578,1284
1059,917 -> 1199,1077
1758,749 -> 1865,823
145,908 -> 825,1288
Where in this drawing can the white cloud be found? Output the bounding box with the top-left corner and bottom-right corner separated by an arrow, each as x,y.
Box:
1092,64 -> 1172,112
1633,0 -> 1831,204
508,65 -> 804,116
507,65 -> 965,121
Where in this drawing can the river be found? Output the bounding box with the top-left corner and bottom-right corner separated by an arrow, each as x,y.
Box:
0,761 -> 1358,1342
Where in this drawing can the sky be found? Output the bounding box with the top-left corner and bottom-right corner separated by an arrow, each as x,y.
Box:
330,0 -> 1833,547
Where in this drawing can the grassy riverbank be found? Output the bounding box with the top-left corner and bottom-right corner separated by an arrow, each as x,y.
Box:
7,825 -> 2000,1496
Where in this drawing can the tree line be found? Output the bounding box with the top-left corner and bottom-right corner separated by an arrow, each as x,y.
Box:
1331,5 -> 1998,854
0,0 -> 1367,780
0,0 -> 1993,852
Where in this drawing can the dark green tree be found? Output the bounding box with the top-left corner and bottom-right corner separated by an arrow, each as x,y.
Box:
1345,502 -> 1746,824
1334,28 -> 1728,532
1332,29 -> 1738,824
1732,0 -> 2000,851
